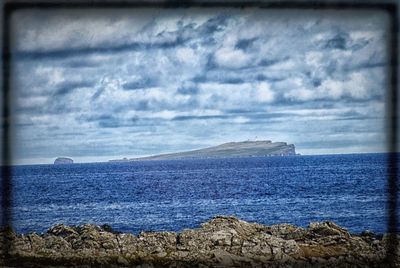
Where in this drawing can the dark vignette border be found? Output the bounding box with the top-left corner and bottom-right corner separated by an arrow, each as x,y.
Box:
1,0 -> 398,266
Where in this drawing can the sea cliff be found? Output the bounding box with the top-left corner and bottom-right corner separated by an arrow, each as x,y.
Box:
1,216 -> 398,267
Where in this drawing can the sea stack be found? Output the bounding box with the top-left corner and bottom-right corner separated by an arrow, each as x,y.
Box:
54,157 -> 73,164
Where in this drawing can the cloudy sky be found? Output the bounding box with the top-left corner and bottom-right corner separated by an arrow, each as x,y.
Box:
10,8 -> 389,165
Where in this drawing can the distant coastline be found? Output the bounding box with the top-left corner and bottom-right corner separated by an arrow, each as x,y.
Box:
110,140 -> 298,162
9,152 -> 395,166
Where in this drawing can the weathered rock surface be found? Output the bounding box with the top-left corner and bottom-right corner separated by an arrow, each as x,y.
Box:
1,216 -> 398,267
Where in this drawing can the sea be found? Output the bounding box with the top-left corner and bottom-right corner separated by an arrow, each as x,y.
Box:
6,153 -> 399,234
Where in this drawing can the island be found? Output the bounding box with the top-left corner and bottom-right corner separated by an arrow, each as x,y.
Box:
110,140 -> 297,162
54,157 -> 74,164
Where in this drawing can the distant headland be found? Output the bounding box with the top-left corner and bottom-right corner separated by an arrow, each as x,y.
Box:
54,157 -> 74,164
110,140 -> 298,162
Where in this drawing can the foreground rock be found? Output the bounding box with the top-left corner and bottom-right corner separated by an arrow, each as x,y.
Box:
1,216 -> 398,267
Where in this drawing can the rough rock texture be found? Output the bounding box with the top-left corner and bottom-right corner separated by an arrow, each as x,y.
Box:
1,216 -> 398,267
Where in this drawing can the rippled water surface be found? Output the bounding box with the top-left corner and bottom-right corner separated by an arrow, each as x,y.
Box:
8,154 -> 397,234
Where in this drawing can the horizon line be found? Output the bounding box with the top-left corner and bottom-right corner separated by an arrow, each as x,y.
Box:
9,151 -> 396,166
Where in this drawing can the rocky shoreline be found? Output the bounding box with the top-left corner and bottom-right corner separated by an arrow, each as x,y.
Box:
1,216 -> 399,267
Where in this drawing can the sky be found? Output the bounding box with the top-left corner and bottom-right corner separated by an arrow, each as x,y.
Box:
9,8 -> 390,165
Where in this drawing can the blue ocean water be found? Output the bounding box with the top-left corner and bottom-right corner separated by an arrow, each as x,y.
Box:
7,153 -> 398,234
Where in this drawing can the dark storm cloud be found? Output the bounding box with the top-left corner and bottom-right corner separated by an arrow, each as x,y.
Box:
55,80 -> 95,96
56,132 -> 86,137
332,111 -> 381,121
177,83 -> 199,95
324,33 -> 349,50
258,58 -> 286,67
201,15 -> 229,34
223,78 -> 245,84
191,75 -> 207,83
112,100 -> 151,113
12,11 -> 230,62
169,108 -> 375,124
122,79 -> 158,91
66,59 -> 101,68
191,71 -> 279,86
79,114 -> 140,128
172,115 -> 229,121
322,31 -> 371,52
91,88 -> 105,101
12,40 -> 185,60
224,109 -> 261,114
348,62 -> 387,71
235,37 -> 258,51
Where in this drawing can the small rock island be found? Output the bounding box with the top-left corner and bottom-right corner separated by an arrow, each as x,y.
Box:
54,157 -> 74,165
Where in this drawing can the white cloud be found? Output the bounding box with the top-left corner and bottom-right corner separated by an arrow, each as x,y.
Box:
214,47 -> 252,69
176,47 -> 196,63
349,30 -> 378,41
256,82 -> 274,103
11,9 -> 157,52
284,88 -> 315,102
197,82 -> 275,109
17,96 -> 48,109
318,70 -> 380,100
10,8 -> 389,163
305,51 -> 324,67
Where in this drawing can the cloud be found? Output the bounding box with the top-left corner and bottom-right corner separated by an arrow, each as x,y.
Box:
282,67 -> 386,102
323,33 -> 349,50
177,81 -> 199,95
235,37 -> 258,51
172,115 -> 228,121
80,114 -> 140,128
256,82 -> 275,103
55,80 -> 96,95
12,9 -> 161,53
214,46 -> 252,69
122,79 -> 158,91
66,58 -> 102,68
9,8 -> 390,164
